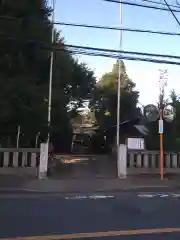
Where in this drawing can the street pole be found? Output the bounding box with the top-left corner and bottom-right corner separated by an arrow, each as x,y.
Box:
40,0 -> 55,178
35,132 -> 40,148
159,69 -> 168,180
16,125 -> 20,148
116,0 -> 123,177
159,105 -> 164,180
47,0 -> 55,145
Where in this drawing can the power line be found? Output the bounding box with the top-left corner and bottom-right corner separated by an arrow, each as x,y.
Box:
163,0 -> 180,26
63,44 -> 180,60
1,2 -> 179,69
140,0 -> 180,9
1,25 -> 180,65
64,48 -> 180,65
102,0 -> 180,12
0,31 -> 180,66
0,13 -> 179,37
57,21 -> 180,36
0,31 -> 180,61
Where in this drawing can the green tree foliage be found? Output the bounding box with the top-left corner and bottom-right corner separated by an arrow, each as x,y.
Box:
90,60 -> 140,144
145,89 -> 180,151
0,0 -> 96,149
71,110 -> 96,126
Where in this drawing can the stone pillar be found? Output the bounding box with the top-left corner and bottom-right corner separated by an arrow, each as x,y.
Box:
117,144 -> 127,178
38,143 -> 48,179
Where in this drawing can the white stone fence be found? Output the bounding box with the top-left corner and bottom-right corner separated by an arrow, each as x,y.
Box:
0,148 -> 179,177
56,151 -> 180,175
0,148 -> 39,178
127,151 -> 180,174
0,148 -> 39,167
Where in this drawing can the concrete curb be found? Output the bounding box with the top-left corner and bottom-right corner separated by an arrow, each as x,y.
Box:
0,185 -> 180,195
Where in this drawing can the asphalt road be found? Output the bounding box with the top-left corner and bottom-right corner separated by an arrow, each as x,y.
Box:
1,189 -> 180,239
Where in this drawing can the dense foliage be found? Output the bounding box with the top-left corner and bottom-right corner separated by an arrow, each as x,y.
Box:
89,60 -> 141,152
145,90 -> 180,151
90,61 -> 140,132
0,0 -> 96,150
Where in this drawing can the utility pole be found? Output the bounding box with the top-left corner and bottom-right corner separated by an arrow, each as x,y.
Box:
47,0 -> 55,144
116,0 -> 123,177
43,0 -> 55,169
40,0 -> 56,178
159,69 -> 168,180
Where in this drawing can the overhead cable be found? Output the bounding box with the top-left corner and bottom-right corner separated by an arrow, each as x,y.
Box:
0,13 -> 180,37
0,32 -> 180,61
163,0 -> 180,26
141,0 -> 180,9
62,48 -> 180,65
57,21 -> 180,36
1,31 -> 180,65
102,0 -> 180,12
63,44 -> 180,60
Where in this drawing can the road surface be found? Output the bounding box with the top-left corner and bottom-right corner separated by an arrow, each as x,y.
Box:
1,189 -> 180,239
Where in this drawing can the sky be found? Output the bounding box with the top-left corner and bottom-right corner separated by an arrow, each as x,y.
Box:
49,0 -> 180,105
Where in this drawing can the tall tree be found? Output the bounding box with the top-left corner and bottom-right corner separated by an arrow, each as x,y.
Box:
90,61 -> 139,130
0,0 -> 51,144
0,0 -> 96,150
89,60 -> 140,150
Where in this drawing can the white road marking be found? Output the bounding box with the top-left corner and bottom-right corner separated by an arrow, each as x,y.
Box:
138,194 -> 155,198
65,196 -> 88,200
159,194 -> 169,198
89,195 -> 114,199
137,193 -> 180,198
65,195 -> 115,200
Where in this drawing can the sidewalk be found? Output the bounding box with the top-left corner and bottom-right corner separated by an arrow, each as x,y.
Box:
0,173 -> 180,194
1,175 -> 178,194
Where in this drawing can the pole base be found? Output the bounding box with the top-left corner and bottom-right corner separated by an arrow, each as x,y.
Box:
38,171 -> 48,180
117,144 -> 127,178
